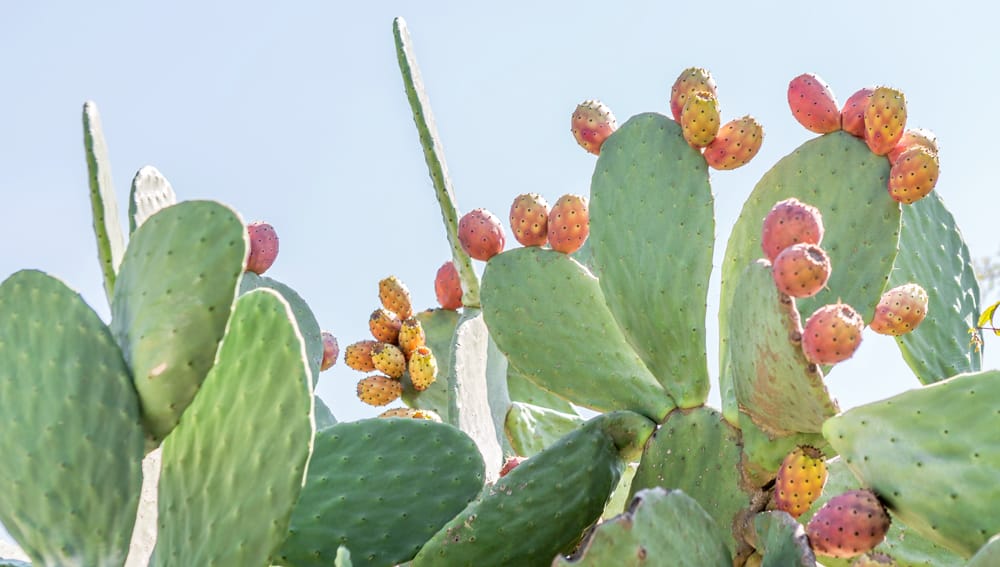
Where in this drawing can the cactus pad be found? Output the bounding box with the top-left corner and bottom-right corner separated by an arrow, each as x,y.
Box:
888,191 -> 981,383
128,165 -> 177,234
507,365 -> 575,414
83,101 -> 126,305
554,488 -> 732,566
276,418 -> 485,567
401,308 -> 459,421
590,113 -> 713,408
153,289 -> 313,566
481,247 -> 673,420
737,411 -> 829,489
752,511 -> 815,566
0,270 -> 145,567
728,259 -> 839,435
314,395 -> 337,429
824,370 -> 1000,557
111,200 -> 247,442
505,401 -> 583,457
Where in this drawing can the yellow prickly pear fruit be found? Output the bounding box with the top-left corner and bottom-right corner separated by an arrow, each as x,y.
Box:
774,445 -> 827,519
863,86 -> 907,155
378,407 -> 442,422
344,340 -> 378,372
379,275 -> 413,320
369,308 -> 402,344
680,91 -> 721,148
408,346 -> 438,391
670,67 -> 718,122
356,375 -> 403,406
397,317 -> 426,358
371,342 -> 406,379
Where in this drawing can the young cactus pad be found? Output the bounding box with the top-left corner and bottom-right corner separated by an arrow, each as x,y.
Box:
0,270 -> 145,567
153,289 -> 314,566
128,165 -> 177,234
751,511 -> 816,566
589,113 -> 713,408
83,101 -> 126,306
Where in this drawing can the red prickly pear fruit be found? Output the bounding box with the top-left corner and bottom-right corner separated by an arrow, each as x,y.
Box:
772,244 -> 832,298
760,198 -> 825,262
397,317 -> 426,358
458,208 -> 505,261
680,91 -> 722,148
703,116 -> 764,171
369,308 -> 402,344
378,407 -> 442,422
435,261 -> 463,310
887,146 -> 939,205
806,489 -> 891,559
788,73 -> 841,134
802,303 -> 865,365
371,342 -> 407,379
344,340 -> 377,372
773,445 -> 828,519
509,193 -> 550,247
869,283 -> 928,336
320,331 -> 339,371
408,346 -> 438,391
571,100 -> 618,155
864,87 -> 907,156
850,552 -> 897,566
670,67 -> 718,122
356,375 -> 403,406
547,194 -> 590,254
499,456 -> 527,477
840,87 -> 875,137
379,275 -> 413,320
886,128 -> 938,163
246,221 -> 279,275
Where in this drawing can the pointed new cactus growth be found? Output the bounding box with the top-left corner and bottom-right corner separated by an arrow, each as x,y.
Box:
128,165 -> 177,234
83,101 -> 126,306
0,271 -> 145,567
276,419 -> 485,567
153,288 -> 313,566
824,369 -> 1000,557
554,488 -> 732,566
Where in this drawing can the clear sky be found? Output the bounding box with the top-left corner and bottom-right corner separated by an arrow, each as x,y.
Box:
2,2 -> 999,430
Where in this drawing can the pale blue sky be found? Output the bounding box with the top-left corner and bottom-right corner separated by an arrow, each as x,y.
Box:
2,1 -> 999,432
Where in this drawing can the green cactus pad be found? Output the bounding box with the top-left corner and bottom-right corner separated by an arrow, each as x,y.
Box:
240,272 -> 323,386
823,370 -> 1000,558
401,308 -> 459,421
737,411 -> 830,489
752,511 -> 815,567
128,165 -> 177,234
590,112 -> 713,408
153,289 -> 313,566
276,419 -> 485,567
0,270 -> 145,567
798,458 -> 964,567
413,411 -> 654,566
481,247 -> 674,420
507,365 -> 575,414
888,191 -> 982,384
505,401 -> 584,457
629,407 -> 748,555
554,488 -> 731,567
314,395 -> 337,429
111,200 -> 247,442
83,101 -> 126,305
968,534 -> 1000,567
719,131 -> 899,422
728,259 -> 839,435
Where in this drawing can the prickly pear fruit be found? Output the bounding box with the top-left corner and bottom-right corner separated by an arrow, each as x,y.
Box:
772,243 -> 832,298
369,308 -> 402,344
886,128 -> 938,163
850,552 -> 897,566
703,115 -> 764,170
499,456 -> 527,477
344,340 -> 377,372
356,375 -> 403,406
408,346 -> 438,391
378,407 -> 442,422
670,67 -> 718,122
788,73 -> 841,133
802,303 -> 865,365
509,193 -> 550,247
397,317 -> 426,358
246,221 -> 279,275
864,87 -> 907,155
840,87 -> 874,137
680,91 -> 721,148
806,489 -> 891,559
887,146 -> 939,205
435,261 -> 463,310
773,445 -> 827,519
571,100 -> 618,155
379,275 -> 413,320
320,331 -> 339,371
458,208 -> 506,261
547,194 -> 590,254
371,342 -> 407,379
869,283 -> 928,336
761,198 -> 825,262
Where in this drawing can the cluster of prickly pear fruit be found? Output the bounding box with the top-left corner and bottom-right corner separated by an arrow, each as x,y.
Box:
343,275 -> 439,406
508,192 -> 591,254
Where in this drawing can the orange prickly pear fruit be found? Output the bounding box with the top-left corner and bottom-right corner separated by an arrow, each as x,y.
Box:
509,193 -> 550,247
435,261 -> 463,310
680,91 -> 721,148
547,194 -> 590,254
703,116 -> 764,170
397,317 -> 426,358
356,375 -> 403,406
369,308 -> 402,344
344,340 -> 378,372
863,86 -> 907,155
886,128 -> 938,163
408,346 -> 438,391
378,407 -> 442,422
571,100 -> 618,155
379,275 -> 413,320
458,208 -> 506,261
772,243 -> 832,299
760,198 -> 825,263
869,283 -> 928,336
887,146 -> 939,205
787,73 -> 841,134
802,302 -> 865,365
840,87 -> 874,137
670,67 -> 718,122
773,445 -> 828,519
371,342 -> 406,379
806,489 -> 891,559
